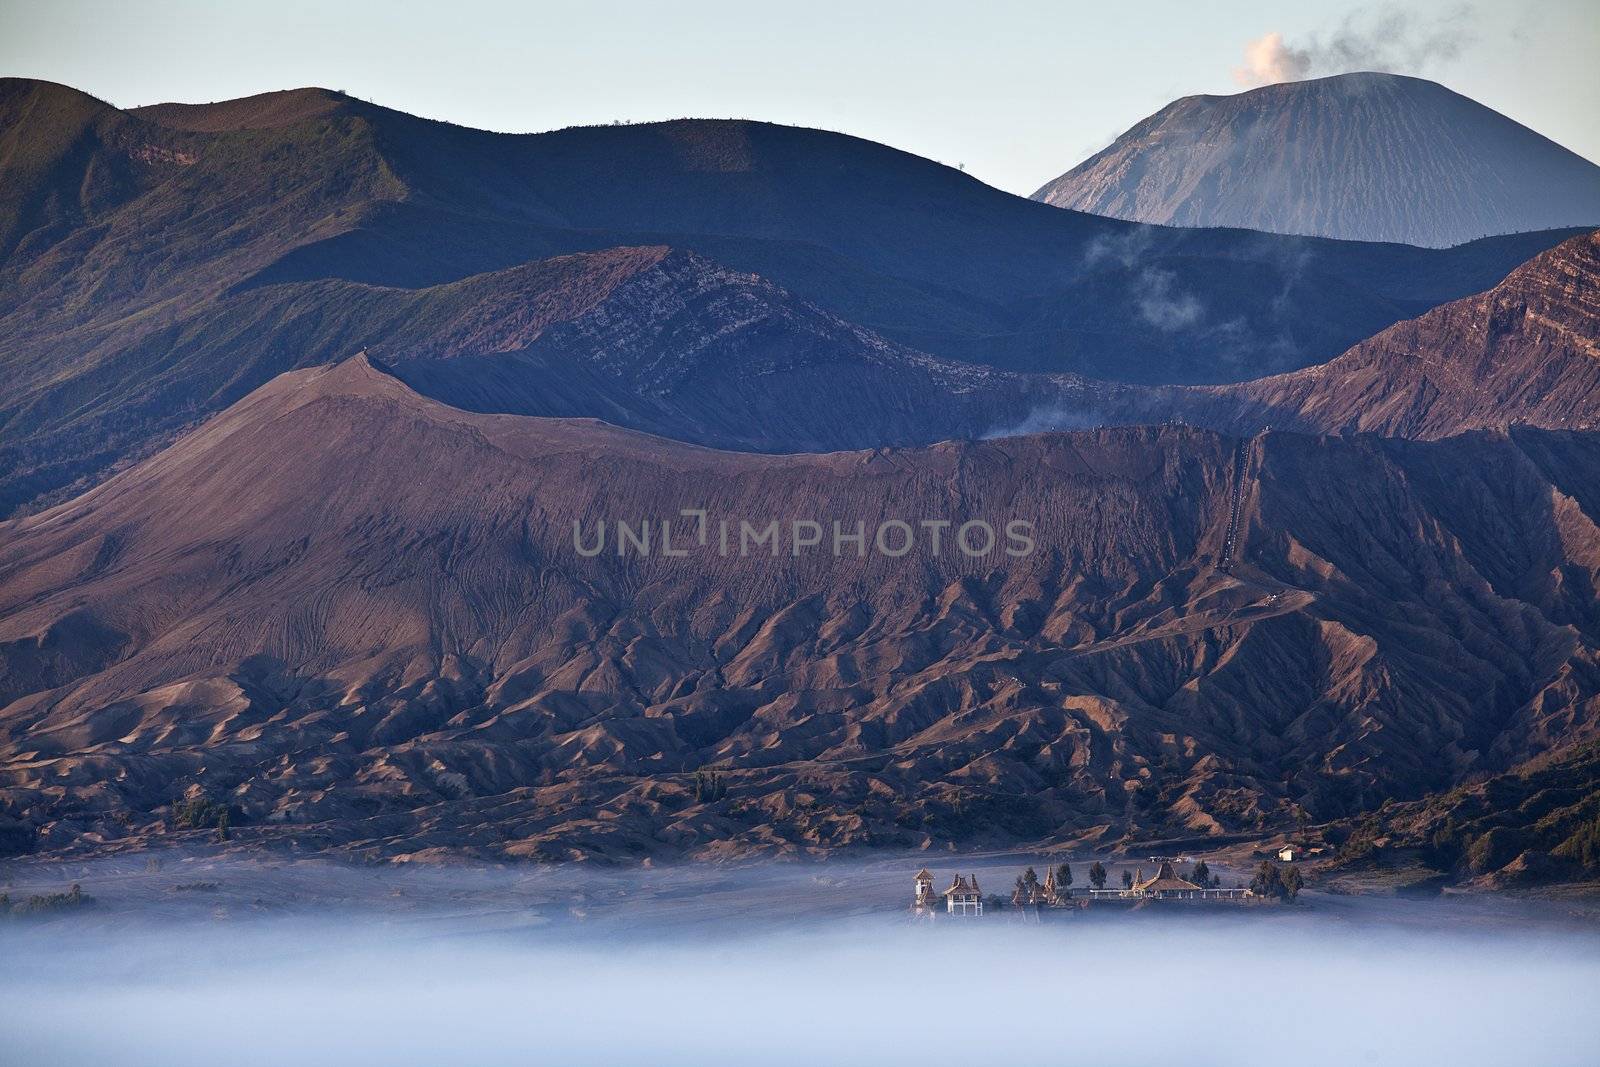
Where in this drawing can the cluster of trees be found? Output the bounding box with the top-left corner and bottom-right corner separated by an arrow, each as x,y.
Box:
1336,814 -> 1382,863
1555,814 -> 1600,872
170,793 -> 231,840
1249,861 -> 1304,901
1012,866 -> 1042,903
1427,811 -> 1600,878
1001,863 -> 1087,907
0,883 -> 93,918
692,770 -> 729,803
1012,865 -> 1073,903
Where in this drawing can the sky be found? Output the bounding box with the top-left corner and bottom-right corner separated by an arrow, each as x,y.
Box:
1,0 -> 1596,196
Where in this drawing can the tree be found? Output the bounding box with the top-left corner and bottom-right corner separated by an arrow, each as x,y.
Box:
1250,860 -> 1302,901
171,791 -> 231,835
692,770 -> 728,803
1022,866 -> 1040,895
1057,863 -> 1073,889
1191,860 -> 1211,887
1121,868 -> 1134,890
1088,861 -> 1107,890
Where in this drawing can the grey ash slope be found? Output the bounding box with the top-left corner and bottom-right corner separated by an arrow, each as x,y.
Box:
1033,72 -> 1600,247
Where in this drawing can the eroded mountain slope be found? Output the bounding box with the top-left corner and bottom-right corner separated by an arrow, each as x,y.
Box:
1198,230 -> 1600,437
3,358 -> 1599,861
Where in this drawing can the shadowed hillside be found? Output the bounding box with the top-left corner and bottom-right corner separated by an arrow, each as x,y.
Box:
0,76 -> 1584,516
1192,229 -> 1600,437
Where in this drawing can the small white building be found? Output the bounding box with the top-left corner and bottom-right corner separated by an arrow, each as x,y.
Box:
913,868 -> 936,909
943,874 -> 983,916
1278,846 -> 1298,863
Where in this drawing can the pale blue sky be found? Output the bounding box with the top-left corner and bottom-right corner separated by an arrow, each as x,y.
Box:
2,0 -> 1595,195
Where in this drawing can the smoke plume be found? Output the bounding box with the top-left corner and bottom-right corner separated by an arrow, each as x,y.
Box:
1234,6 -> 1476,88
1137,269 -> 1204,331
983,402 -> 1108,439
1235,31 -> 1312,86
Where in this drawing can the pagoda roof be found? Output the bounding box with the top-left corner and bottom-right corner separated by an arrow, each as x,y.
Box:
944,874 -> 981,896
1133,860 -> 1202,893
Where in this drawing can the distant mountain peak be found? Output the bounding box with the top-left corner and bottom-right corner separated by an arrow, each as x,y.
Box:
1178,70 -> 1439,104
1034,74 -> 1600,247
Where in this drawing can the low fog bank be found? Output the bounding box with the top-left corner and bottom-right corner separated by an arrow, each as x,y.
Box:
4,898 -> 1597,1067
4,853 -> 1599,1065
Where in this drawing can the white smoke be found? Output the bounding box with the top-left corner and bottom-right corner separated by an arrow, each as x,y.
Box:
1081,226 -> 1155,270
983,403 -> 1108,438
1137,269 -> 1204,331
1080,230 -> 1206,334
1235,31 -> 1312,86
1234,6 -> 1477,88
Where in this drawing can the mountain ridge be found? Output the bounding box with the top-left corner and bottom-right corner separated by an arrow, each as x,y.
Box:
0,76 -> 1583,520
1196,229 -> 1600,437
129,87 -> 353,131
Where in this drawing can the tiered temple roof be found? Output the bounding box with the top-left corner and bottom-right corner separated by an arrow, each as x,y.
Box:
1132,860 -> 1202,894
944,874 -> 981,897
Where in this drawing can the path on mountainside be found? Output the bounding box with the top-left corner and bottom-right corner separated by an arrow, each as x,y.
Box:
1039,585 -> 1316,665
1219,438 -> 1250,572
